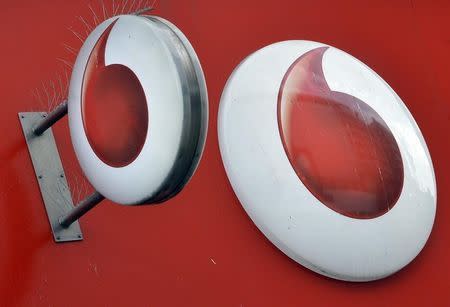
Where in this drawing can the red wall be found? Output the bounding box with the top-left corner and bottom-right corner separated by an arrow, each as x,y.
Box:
1,1 -> 449,306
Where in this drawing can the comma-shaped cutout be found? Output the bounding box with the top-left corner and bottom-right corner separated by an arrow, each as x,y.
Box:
278,47 -> 404,219
82,20 -> 149,168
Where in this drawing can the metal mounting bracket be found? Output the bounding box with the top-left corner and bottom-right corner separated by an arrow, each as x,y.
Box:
19,112 -> 83,243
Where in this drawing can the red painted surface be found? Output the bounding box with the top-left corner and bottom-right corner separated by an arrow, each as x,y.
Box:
278,47 -> 403,219
0,1 -> 449,306
82,20 -> 148,167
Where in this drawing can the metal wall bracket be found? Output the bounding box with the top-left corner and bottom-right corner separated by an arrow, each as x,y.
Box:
19,112 -> 83,243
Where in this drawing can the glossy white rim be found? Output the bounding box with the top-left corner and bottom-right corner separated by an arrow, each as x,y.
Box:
69,15 -> 207,205
218,40 -> 436,281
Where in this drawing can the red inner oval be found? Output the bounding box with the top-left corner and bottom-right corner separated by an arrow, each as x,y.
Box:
81,21 -> 148,168
278,47 -> 404,219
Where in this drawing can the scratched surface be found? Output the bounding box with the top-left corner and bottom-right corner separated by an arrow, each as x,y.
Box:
18,112 -> 82,242
0,1 -> 449,306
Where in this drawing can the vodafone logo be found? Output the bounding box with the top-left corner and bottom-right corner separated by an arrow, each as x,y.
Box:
69,15 -> 208,205
278,46 -> 404,219
218,41 -> 436,281
82,19 -> 148,168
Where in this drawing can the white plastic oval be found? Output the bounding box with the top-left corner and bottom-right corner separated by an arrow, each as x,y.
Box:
218,40 -> 436,281
69,15 -> 208,205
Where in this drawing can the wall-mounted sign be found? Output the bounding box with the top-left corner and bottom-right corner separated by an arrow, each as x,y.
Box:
218,41 -> 436,281
69,15 -> 208,205
19,14 -> 208,242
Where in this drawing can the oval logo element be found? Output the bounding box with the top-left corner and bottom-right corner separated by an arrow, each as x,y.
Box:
218,41 -> 436,281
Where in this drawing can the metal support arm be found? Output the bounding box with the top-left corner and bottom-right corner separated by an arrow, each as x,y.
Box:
19,100 -> 104,243
33,100 -> 68,135
59,192 -> 105,228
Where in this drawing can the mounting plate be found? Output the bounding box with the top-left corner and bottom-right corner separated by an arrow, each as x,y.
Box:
19,112 -> 83,243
